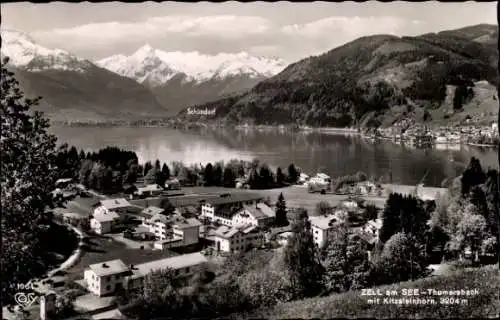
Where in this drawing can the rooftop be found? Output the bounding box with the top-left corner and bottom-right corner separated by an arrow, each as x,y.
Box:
204,193 -> 264,206
310,214 -> 340,230
92,210 -> 120,222
173,217 -> 202,229
141,206 -> 165,216
168,194 -> 221,207
99,198 -> 133,210
241,203 -> 275,220
130,252 -> 208,279
88,259 -> 129,277
212,224 -> 259,239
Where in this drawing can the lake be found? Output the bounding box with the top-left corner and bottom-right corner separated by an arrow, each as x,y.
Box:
50,126 -> 498,187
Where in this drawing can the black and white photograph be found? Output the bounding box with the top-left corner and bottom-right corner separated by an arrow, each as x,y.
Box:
1,1 -> 499,319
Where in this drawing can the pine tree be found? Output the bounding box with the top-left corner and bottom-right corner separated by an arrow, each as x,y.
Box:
287,164 -> 299,184
204,163 -> 214,186
284,210 -> 325,299
276,167 -> 285,186
223,167 -> 236,188
275,193 -> 289,227
213,164 -> 223,186
144,161 -> 153,177
161,163 -> 171,181
461,157 -> 486,195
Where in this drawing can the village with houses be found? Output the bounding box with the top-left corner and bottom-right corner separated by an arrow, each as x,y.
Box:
363,121 -> 499,149
4,167 -> 455,320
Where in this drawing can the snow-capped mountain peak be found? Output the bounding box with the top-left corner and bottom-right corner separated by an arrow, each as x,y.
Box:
1,29 -> 92,72
96,45 -> 287,87
133,44 -> 156,59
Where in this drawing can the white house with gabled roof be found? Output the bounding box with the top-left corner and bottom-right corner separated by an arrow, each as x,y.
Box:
90,210 -> 120,234
94,198 -> 138,219
83,253 -> 208,296
84,259 -> 130,296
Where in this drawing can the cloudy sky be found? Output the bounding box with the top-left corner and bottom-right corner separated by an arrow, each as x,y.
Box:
2,1 -> 497,62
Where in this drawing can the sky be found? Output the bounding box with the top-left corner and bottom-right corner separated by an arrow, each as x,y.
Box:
2,1 -> 497,63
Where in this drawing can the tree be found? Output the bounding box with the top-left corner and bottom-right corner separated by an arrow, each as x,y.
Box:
322,223 -> 371,293
259,165 -> 273,189
425,225 -> 450,263
124,163 -> 139,185
483,169 -> 499,236
203,163 -> 214,186
455,213 -> 488,259
159,198 -> 176,215
78,159 -> 94,187
284,210 -> 325,299
223,167 -> 236,188
276,167 -> 286,186
287,164 -> 299,184
143,161 -> 153,177
161,163 -> 171,181
375,232 -> 429,284
1,58 -> 60,303
363,204 -> 379,221
379,193 -> 428,243
315,201 -> 332,216
134,268 -> 183,319
275,193 -> 289,227
144,167 -> 160,185
248,168 -> 261,189
481,237 -> 498,256
460,157 -> 486,195
213,163 -> 223,186
154,159 -> 161,170
238,266 -> 292,308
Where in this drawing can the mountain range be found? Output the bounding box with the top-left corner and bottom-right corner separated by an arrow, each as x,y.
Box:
178,24 -> 499,128
96,46 -> 286,115
1,29 -> 286,121
1,24 -> 498,127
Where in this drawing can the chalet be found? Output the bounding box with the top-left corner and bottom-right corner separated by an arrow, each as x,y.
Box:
362,218 -> 382,239
148,214 -> 202,249
310,214 -> 341,247
93,198 -> 139,218
135,184 -> 164,198
210,224 -> 264,253
90,210 -> 120,234
84,253 -> 208,297
232,203 -> 275,228
165,178 -> 181,190
309,173 -> 332,184
138,206 -> 166,225
201,193 -> 265,226
84,259 -> 130,296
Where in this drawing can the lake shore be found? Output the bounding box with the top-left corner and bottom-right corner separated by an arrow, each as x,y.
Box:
50,121 -> 361,133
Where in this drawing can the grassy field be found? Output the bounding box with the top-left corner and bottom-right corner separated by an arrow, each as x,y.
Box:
235,264 -> 499,319
65,234 -> 178,280
183,186 -> 387,215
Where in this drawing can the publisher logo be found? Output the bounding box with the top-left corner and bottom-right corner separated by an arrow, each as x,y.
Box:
14,292 -> 38,308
